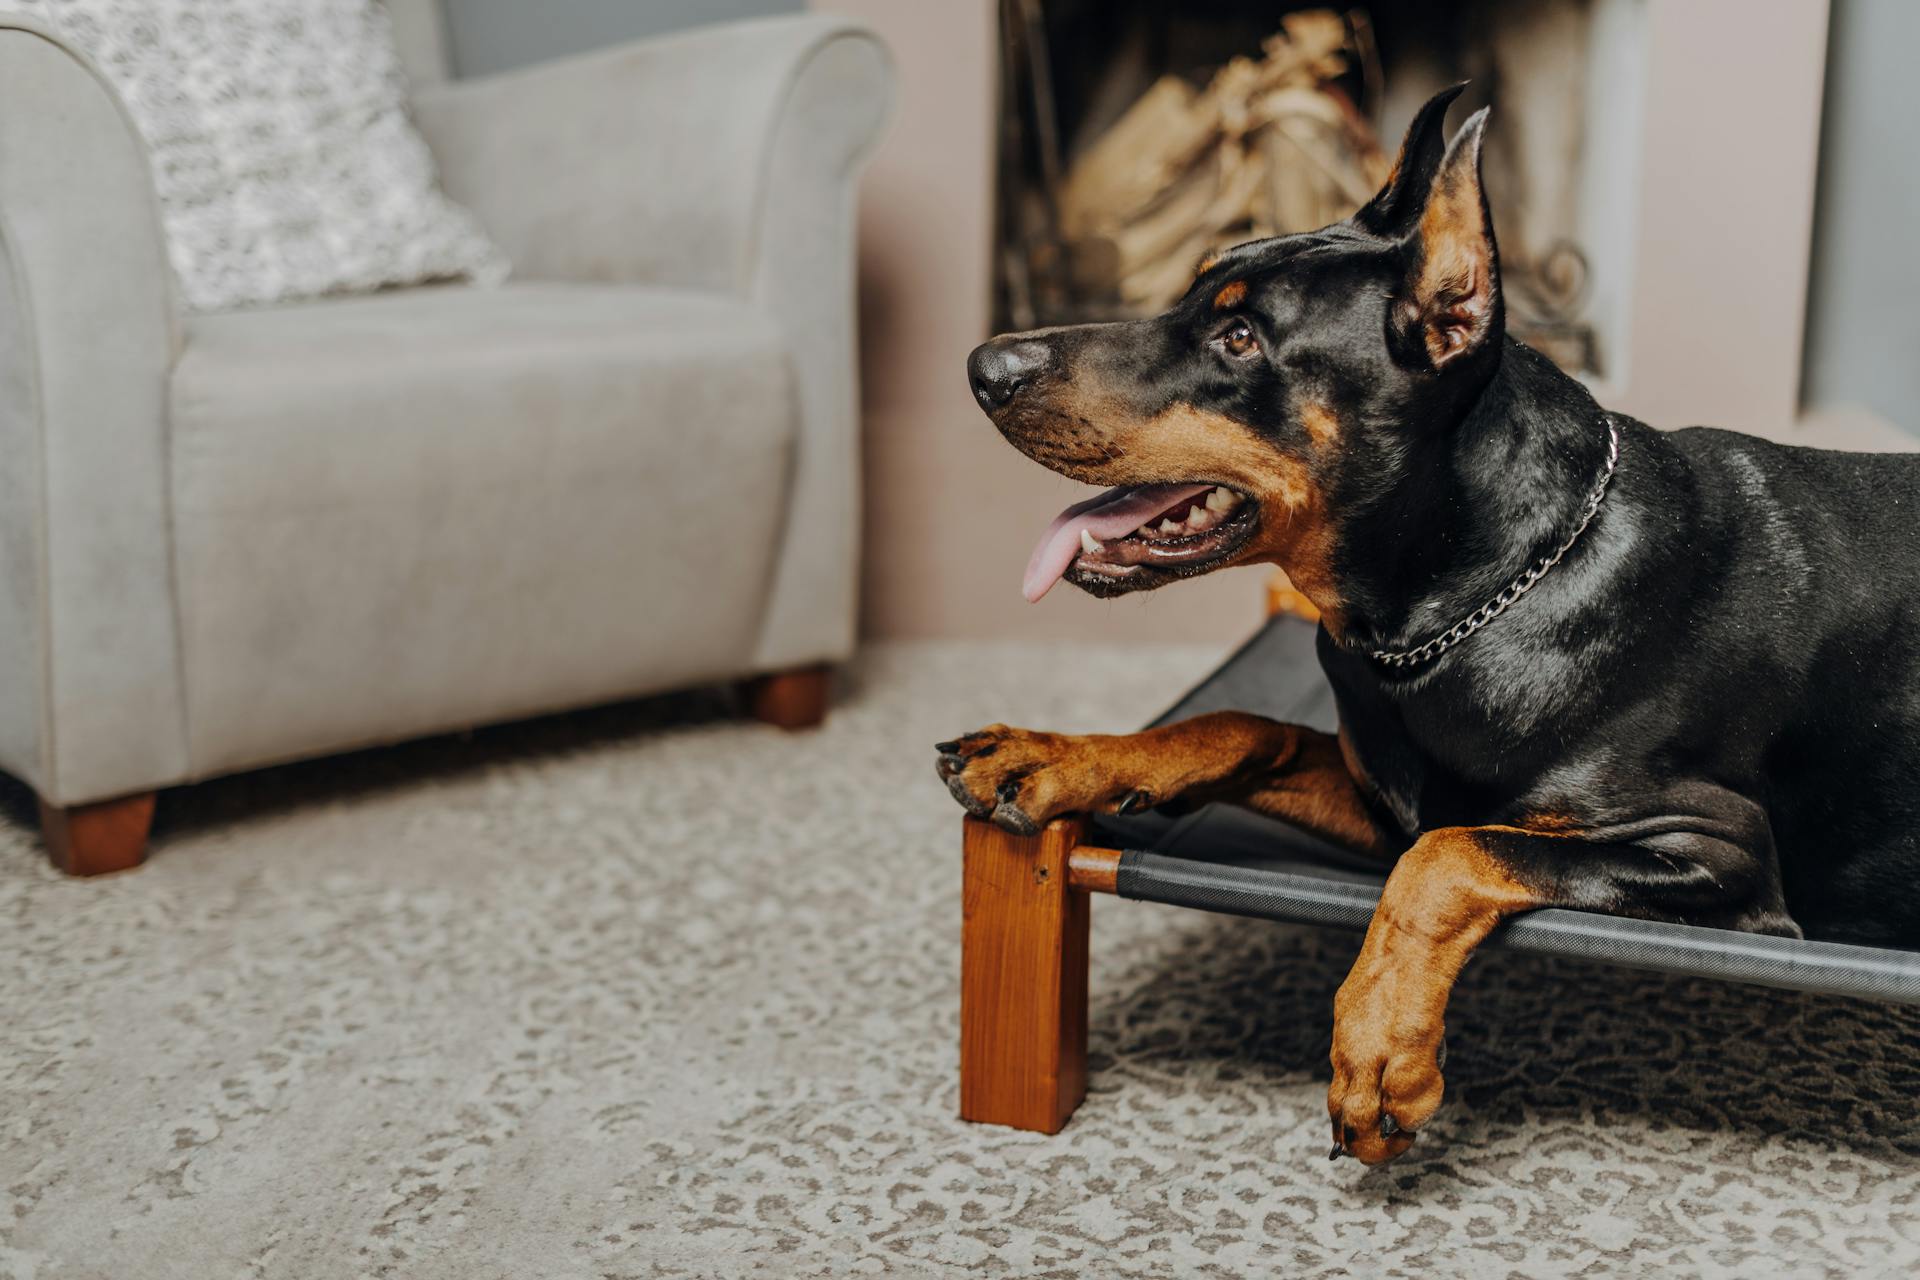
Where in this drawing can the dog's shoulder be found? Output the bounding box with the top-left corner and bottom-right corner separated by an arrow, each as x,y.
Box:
1665,423 -> 1920,491
1663,425 -> 1919,550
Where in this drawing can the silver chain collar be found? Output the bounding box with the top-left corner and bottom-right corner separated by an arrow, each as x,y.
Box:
1367,414 -> 1621,670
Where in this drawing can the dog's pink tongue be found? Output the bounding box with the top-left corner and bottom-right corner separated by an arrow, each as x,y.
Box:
1022,483 -> 1216,602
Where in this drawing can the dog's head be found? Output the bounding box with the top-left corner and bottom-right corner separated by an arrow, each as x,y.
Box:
969,87 -> 1502,618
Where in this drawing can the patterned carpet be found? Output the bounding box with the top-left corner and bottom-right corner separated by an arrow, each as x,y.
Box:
2,640 -> 1917,1279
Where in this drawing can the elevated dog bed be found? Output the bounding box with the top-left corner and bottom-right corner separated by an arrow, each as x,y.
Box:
1096,616 -> 1920,1005
957,616 -> 1920,1135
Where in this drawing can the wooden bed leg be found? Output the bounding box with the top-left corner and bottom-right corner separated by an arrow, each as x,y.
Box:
40,792 -> 156,876
1266,568 -> 1322,624
960,814 -> 1090,1133
742,664 -> 831,730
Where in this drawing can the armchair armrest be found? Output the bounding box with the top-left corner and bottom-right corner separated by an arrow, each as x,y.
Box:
415,16 -> 894,671
413,15 -> 890,294
0,18 -> 189,804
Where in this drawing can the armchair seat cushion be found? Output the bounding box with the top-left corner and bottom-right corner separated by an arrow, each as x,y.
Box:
169,282 -> 796,776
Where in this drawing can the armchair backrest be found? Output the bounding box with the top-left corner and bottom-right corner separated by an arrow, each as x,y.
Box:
388,0 -> 451,89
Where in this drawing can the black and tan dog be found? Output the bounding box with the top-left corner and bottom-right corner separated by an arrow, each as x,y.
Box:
936,87 -> 1920,1165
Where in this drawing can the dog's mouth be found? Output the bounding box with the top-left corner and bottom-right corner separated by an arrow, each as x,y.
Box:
1023,483 -> 1258,601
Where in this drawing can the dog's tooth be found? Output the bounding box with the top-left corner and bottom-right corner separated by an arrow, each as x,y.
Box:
1206,487 -> 1234,513
1080,529 -> 1103,555
1159,518 -> 1183,535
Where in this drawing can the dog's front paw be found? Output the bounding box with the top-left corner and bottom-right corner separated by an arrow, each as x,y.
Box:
1326,949 -> 1449,1166
933,725 -> 1155,836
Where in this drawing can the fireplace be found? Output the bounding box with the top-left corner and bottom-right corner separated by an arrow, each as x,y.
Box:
993,0 -> 1659,383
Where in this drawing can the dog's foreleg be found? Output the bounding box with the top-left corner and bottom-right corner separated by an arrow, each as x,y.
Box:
936,711 -> 1395,856
1327,822 -> 1771,1164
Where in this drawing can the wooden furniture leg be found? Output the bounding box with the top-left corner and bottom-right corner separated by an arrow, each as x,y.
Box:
742,664 -> 831,729
960,814 -> 1116,1133
40,792 -> 157,876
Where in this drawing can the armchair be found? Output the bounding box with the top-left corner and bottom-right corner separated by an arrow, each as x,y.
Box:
0,5 -> 891,873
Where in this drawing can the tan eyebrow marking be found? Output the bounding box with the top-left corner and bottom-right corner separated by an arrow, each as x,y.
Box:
1196,250 -> 1224,275
1300,402 -> 1341,448
1213,280 -> 1248,310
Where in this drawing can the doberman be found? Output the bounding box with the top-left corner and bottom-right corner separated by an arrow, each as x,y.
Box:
937,86 -> 1920,1165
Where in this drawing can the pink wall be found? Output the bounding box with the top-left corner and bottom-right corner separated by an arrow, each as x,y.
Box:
1605,0 -> 1828,435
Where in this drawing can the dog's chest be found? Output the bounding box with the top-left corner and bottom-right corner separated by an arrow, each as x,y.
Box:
1330,659 -> 1557,835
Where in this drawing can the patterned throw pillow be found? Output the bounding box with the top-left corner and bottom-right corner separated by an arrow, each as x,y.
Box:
10,0 -> 509,311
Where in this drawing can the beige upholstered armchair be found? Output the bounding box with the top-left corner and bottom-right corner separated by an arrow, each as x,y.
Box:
0,3 -> 891,873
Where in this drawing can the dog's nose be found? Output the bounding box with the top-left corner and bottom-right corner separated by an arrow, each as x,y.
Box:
968,338 -> 1051,411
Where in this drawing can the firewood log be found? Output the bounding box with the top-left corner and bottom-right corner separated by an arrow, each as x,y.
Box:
1053,8 -> 1390,316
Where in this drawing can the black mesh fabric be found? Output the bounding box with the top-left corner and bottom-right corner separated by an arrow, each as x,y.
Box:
1094,617 -> 1920,1005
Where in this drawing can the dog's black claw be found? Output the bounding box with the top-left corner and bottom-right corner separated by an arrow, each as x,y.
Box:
936,753 -> 967,779
947,775 -> 992,818
1379,1114 -> 1399,1137
1328,1145 -> 1347,1162
934,740 -> 961,754
991,803 -> 1040,837
1116,789 -> 1154,815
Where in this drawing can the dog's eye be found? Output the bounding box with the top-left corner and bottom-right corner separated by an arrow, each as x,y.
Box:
1219,319 -> 1259,359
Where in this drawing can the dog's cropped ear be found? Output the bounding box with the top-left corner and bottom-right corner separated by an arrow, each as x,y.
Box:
1350,84 -> 1466,236
1390,107 -> 1500,371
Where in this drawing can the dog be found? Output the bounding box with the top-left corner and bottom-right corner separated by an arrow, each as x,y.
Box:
935,85 -> 1920,1165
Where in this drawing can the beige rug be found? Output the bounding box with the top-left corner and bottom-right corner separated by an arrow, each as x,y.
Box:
2,640 -> 1917,1279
